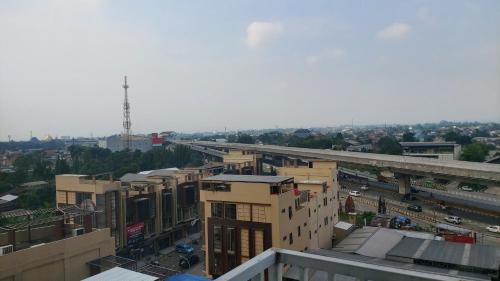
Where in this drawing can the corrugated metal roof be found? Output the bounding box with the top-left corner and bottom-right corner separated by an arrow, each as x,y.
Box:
387,237 -> 500,270
120,173 -> 149,182
354,228 -> 404,258
335,221 -> 354,230
202,174 -> 293,184
0,194 -> 18,202
435,223 -> 472,235
82,267 -> 157,281
303,249 -> 492,281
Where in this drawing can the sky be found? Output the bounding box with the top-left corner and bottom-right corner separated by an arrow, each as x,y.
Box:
0,0 -> 499,140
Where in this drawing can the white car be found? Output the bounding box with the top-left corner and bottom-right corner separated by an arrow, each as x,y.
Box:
486,225 -> 500,233
349,190 -> 361,197
444,216 -> 462,224
360,185 -> 369,191
460,186 -> 473,192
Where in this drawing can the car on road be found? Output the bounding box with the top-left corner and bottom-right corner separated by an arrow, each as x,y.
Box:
460,186 -> 473,192
444,216 -> 462,224
179,254 -> 200,269
349,190 -> 361,197
360,185 -> 369,191
486,225 -> 500,233
407,205 -> 422,212
175,242 -> 194,254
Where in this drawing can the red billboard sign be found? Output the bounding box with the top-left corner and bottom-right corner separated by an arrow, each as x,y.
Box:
127,222 -> 145,238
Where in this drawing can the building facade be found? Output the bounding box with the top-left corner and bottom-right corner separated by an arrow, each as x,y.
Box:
222,150 -> 262,175
399,142 -> 461,160
200,170 -> 339,278
0,229 -> 115,281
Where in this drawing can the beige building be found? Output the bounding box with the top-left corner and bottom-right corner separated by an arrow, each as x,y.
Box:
55,174 -> 122,247
222,150 -> 262,175
278,159 -> 340,249
55,166 -> 212,253
200,170 -> 338,278
0,228 -> 115,281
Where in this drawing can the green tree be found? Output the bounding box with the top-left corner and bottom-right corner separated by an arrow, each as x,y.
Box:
236,134 -> 255,144
402,131 -> 416,142
443,131 -> 472,145
460,142 -> 490,162
376,137 -> 402,155
55,156 -> 70,174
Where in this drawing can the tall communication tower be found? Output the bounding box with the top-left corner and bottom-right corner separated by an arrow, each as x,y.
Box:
122,76 -> 132,150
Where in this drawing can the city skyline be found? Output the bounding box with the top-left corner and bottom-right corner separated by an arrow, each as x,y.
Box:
1,0 -> 499,141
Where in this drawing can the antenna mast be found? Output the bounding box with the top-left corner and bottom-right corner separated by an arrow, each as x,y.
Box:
122,76 -> 132,150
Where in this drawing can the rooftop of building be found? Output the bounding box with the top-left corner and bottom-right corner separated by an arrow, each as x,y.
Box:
82,266 -> 157,281
399,141 -> 459,147
184,162 -> 224,170
216,247 -> 490,281
387,237 -> 500,271
202,174 -> 293,184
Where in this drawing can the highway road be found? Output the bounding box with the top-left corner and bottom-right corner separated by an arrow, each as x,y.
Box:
339,169 -> 500,214
339,182 -> 500,246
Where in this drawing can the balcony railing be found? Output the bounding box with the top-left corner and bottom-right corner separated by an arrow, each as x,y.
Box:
214,248 -> 484,281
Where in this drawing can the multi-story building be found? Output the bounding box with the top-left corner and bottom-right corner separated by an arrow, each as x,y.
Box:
55,174 -> 122,247
200,171 -> 339,278
400,141 -> 461,160
120,168 -> 201,251
222,150 -> 262,175
98,134 -> 152,152
55,163 -> 218,254
278,159 -> 339,249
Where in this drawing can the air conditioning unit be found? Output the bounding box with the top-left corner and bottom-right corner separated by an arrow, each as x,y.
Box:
0,244 -> 13,256
72,228 -> 85,237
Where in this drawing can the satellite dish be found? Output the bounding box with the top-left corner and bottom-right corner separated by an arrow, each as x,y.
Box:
80,199 -> 95,212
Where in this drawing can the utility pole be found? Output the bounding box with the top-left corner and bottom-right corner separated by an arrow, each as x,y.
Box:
122,76 -> 132,150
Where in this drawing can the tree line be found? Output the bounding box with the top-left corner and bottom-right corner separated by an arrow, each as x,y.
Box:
0,145 -> 203,209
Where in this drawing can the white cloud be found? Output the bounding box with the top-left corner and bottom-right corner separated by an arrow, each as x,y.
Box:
246,21 -> 283,48
305,48 -> 345,65
377,23 -> 411,39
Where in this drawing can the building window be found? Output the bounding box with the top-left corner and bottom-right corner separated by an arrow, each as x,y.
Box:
309,231 -> 312,239
298,226 -> 301,237
211,202 -> 223,218
226,227 -> 236,253
288,206 -> 293,220
283,236 -> 287,241
289,233 -> 293,245
322,185 -> 327,193
228,254 -> 237,270
304,222 -> 307,227
76,192 -> 92,205
282,208 -> 285,213
323,197 -> 327,206
308,208 -> 311,217
225,203 -> 237,220
324,217 -> 328,226
214,226 -> 222,252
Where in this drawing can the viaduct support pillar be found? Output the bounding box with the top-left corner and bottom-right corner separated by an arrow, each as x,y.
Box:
396,173 -> 411,195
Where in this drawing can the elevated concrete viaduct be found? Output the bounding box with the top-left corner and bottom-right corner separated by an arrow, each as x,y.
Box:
177,141 -> 500,195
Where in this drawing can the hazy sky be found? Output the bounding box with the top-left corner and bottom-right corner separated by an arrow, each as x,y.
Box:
1,0 -> 499,140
